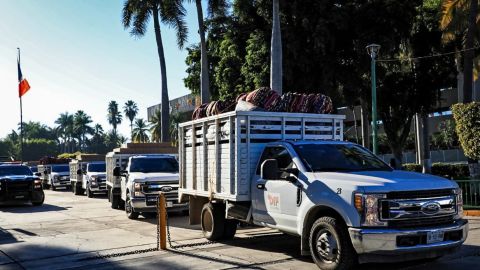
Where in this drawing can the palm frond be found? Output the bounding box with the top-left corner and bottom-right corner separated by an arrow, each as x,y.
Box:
160,0 -> 188,49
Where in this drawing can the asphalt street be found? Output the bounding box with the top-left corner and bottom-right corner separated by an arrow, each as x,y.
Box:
0,189 -> 479,270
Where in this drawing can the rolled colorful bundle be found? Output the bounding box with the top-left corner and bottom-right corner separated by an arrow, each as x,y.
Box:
236,92 -> 248,102
192,103 -> 209,120
263,90 -> 280,110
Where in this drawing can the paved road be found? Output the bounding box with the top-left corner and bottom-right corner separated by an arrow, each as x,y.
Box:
0,189 -> 479,270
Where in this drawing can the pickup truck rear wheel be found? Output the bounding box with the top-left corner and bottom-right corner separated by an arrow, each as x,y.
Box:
309,216 -> 357,270
223,219 -> 238,240
201,203 -> 224,241
125,195 -> 139,219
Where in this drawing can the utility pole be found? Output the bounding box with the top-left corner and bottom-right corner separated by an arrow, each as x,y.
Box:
366,44 -> 381,155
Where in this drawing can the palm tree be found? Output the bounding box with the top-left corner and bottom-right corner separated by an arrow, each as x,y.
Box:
270,0 -> 282,94
132,118 -> 150,143
55,112 -> 74,152
90,124 -> 105,153
73,110 -> 94,151
149,109 -> 162,143
123,100 -> 139,140
122,0 -> 188,142
440,0 -> 478,102
107,101 -> 123,135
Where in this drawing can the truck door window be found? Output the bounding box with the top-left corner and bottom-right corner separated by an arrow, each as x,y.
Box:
257,147 -> 294,176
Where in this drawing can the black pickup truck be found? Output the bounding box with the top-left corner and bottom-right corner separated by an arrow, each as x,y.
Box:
0,163 -> 44,206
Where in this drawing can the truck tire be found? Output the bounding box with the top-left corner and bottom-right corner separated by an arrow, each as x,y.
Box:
107,188 -> 111,202
74,184 -> 83,195
32,192 -> 45,206
110,192 -> 120,209
201,203 -> 225,241
125,195 -> 139,219
223,219 -> 238,240
309,216 -> 357,270
86,186 -> 94,198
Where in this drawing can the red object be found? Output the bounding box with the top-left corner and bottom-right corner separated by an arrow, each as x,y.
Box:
19,79 -> 31,97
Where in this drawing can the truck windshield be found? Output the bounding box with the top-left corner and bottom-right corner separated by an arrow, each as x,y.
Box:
51,165 -> 69,173
88,163 -> 106,172
294,144 -> 392,172
0,166 -> 33,176
130,158 -> 178,173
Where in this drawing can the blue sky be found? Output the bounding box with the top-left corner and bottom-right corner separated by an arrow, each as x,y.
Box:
0,0 -> 199,138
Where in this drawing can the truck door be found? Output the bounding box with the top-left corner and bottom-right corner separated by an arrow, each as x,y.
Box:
252,146 -> 299,230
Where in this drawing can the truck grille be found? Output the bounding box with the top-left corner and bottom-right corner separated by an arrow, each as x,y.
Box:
381,189 -> 457,229
142,181 -> 179,201
6,181 -> 32,192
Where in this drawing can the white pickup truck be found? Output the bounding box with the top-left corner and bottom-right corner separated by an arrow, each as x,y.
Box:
178,111 -> 467,270
115,154 -> 187,219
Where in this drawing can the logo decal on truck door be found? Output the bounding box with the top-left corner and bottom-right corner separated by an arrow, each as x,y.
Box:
267,192 -> 281,212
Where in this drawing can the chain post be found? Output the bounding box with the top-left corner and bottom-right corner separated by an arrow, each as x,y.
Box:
158,192 -> 167,250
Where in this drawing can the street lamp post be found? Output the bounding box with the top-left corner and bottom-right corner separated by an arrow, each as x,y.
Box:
366,44 -> 381,155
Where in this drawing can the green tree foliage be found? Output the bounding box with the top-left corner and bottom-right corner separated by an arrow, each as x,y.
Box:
124,100 -> 139,140
23,139 -> 57,161
132,118 -> 150,143
452,102 -> 480,160
242,32 -> 269,90
107,100 -> 122,134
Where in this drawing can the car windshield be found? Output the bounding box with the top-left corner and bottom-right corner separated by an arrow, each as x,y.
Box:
130,158 -> 178,173
52,165 -> 69,173
0,166 -> 33,176
294,144 -> 392,172
30,166 -> 38,173
88,163 -> 106,172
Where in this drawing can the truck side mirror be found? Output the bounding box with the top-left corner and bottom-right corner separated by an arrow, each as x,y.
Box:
76,169 -> 82,175
261,159 -> 279,180
113,167 -> 121,177
35,172 -> 41,177
120,170 -> 128,177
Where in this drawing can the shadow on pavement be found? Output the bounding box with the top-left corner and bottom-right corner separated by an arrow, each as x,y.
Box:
0,228 -> 22,245
0,204 -> 67,213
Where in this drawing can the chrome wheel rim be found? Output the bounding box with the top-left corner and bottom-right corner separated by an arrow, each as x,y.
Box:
202,210 -> 213,233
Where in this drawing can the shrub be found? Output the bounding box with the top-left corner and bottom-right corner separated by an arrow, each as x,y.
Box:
452,102 -> 480,160
402,163 -> 422,172
58,152 -> 83,159
431,163 -> 469,180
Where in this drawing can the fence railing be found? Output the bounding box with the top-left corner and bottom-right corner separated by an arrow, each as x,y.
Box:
455,180 -> 480,209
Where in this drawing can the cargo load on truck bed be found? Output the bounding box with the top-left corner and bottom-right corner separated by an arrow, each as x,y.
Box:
178,111 -> 345,202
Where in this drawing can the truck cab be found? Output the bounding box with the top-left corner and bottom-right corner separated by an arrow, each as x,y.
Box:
116,154 -> 187,219
40,164 -> 71,191
81,161 -> 107,198
0,163 -> 44,206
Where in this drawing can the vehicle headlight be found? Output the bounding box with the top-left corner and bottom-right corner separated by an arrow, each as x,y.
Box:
354,193 -> 387,227
53,175 -> 59,181
134,182 -> 143,197
34,179 -> 42,189
454,188 -> 464,218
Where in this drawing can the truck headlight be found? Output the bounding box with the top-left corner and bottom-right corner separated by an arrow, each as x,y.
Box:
454,188 -> 464,218
134,182 -> 143,197
34,179 -> 42,189
53,175 -> 59,181
354,193 -> 387,227
90,177 -> 98,186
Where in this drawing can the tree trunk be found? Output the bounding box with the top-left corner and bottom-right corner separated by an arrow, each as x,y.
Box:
130,122 -> 133,142
270,0 -> 282,94
196,0 -> 210,104
392,146 -> 403,170
463,0 -> 477,103
153,7 -> 170,142
421,113 -> 431,173
360,102 -> 370,149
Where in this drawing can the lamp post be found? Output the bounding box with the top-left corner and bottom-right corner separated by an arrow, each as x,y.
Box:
366,44 -> 381,155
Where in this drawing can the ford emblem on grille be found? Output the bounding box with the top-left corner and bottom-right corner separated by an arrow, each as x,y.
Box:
421,202 -> 441,215
160,186 -> 173,192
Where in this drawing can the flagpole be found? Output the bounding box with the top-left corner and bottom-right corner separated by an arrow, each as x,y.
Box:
18,47 -> 24,161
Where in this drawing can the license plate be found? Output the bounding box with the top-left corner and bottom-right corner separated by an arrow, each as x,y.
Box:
145,196 -> 158,206
166,201 -> 173,208
15,195 -> 25,199
427,231 -> 444,244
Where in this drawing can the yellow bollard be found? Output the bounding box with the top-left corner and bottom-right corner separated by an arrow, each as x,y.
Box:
158,192 -> 167,250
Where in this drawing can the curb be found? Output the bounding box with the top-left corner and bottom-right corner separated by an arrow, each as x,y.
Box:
464,210 -> 480,216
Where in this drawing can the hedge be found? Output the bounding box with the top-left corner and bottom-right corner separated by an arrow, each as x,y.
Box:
402,162 -> 470,179
452,102 -> 480,160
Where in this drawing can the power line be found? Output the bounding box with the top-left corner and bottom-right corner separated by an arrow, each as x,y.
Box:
376,46 -> 480,62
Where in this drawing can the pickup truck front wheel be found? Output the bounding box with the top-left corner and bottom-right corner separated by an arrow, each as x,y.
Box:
125,195 -> 139,219
201,203 -> 224,240
86,186 -> 94,198
309,216 -> 357,270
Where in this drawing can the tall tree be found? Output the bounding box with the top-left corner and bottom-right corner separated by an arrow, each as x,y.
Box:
270,0 -> 282,94
149,109 -> 162,142
123,0 -> 188,142
123,100 -> 139,140
107,100 -> 123,135
73,110 -> 94,151
132,118 -> 150,142
55,112 -> 73,152
440,0 -> 479,102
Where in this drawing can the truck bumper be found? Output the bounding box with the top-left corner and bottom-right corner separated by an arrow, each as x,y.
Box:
348,219 -> 468,263
52,180 -> 70,188
131,197 -> 188,213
